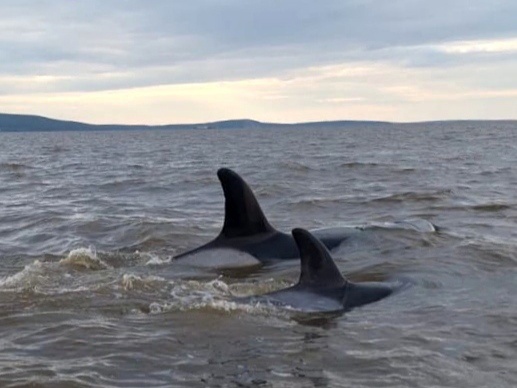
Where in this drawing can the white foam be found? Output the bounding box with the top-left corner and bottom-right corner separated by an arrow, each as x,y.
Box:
0,260 -> 44,289
140,252 -> 171,266
121,273 -> 167,291
369,219 -> 436,232
143,277 -> 291,319
147,296 -> 280,315
60,247 -> 111,270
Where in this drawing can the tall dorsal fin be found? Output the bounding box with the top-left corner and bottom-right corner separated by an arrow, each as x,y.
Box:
292,228 -> 347,287
217,168 -> 275,238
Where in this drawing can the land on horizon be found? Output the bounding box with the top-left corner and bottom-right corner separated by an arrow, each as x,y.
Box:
0,112 -> 516,133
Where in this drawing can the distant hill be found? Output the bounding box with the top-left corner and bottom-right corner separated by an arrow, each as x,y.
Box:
0,113 -> 391,132
0,112 -> 515,132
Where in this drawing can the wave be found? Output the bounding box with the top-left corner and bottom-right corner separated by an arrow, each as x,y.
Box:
146,278 -> 288,317
121,273 -> 168,291
279,160 -> 312,172
289,195 -> 353,209
117,274 -> 294,318
479,167 -> 512,176
141,252 -> 172,265
430,202 -> 512,213
364,219 -> 437,233
0,257 -> 292,319
0,248 -> 112,292
0,260 -> 45,290
339,161 -> 381,168
147,298 -> 280,316
97,178 -> 147,190
43,145 -> 69,153
59,247 -> 111,270
469,203 -> 511,212
370,190 -> 453,203
0,162 -> 32,171
458,240 -> 517,269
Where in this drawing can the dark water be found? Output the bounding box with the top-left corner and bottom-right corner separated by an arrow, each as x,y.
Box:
0,123 -> 516,387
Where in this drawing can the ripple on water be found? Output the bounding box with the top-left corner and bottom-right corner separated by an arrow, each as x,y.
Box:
0,125 -> 516,386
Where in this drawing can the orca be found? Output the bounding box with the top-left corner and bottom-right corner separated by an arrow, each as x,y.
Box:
241,228 -> 404,313
174,168 -> 348,263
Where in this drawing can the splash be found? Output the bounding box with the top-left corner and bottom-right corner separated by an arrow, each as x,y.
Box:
121,273 -> 167,291
147,296 -> 281,316
137,251 -> 171,266
59,247 -> 111,270
0,260 -> 45,290
144,278 -> 288,317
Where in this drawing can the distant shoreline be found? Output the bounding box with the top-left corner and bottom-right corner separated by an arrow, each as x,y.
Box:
0,112 -> 515,132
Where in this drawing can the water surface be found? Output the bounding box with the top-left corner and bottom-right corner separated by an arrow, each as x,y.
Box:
0,123 -> 516,387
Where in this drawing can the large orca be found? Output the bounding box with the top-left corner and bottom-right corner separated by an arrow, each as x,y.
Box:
174,168 -> 348,264
241,228 -> 404,313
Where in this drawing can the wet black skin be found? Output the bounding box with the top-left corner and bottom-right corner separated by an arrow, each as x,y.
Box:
239,229 -> 402,313
174,168 -> 348,262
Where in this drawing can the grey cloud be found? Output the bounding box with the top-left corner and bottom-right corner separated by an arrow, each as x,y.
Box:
1,0 -> 517,93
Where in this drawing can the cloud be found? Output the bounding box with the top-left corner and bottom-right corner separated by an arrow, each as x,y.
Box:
0,0 -> 516,121
2,59 -> 516,124
435,37 -> 517,54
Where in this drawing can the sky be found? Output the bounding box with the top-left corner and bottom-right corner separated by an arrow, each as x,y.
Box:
1,0 -> 517,124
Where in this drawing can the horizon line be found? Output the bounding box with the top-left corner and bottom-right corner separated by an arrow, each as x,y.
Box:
1,111 -> 517,128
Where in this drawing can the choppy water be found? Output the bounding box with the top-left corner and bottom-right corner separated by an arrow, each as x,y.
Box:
0,123 -> 516,387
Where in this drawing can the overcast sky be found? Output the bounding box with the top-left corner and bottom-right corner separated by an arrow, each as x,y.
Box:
1,0 -> 517,124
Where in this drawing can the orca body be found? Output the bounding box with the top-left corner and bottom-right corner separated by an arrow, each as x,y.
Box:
241,229 -> 403,313
174,168 -> 348,263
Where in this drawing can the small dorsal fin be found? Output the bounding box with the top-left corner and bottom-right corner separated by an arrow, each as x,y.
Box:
217,168 -> 275,238
292,228 -> 347,287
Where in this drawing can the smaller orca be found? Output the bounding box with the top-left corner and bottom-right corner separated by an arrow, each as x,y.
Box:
241,229 -> 405,313
174,168 -> 347,263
